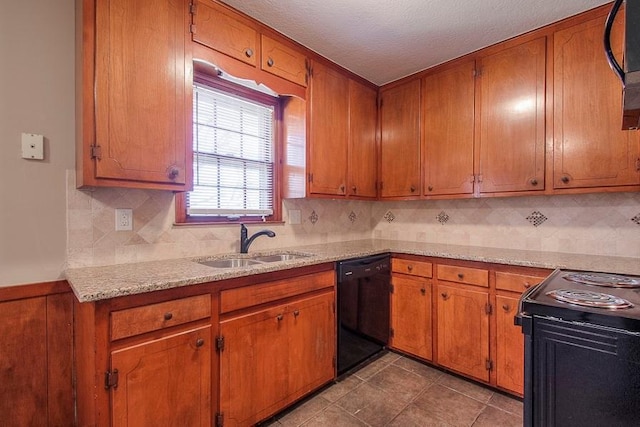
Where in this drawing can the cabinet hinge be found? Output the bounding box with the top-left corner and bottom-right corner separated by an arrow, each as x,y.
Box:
389,284 -> 394,293
476,174 -> 483,183
104,369 -> 119,390
485,303 -> 493,315
189,2 -> 197,14
389,328 -> 395,338
635,157 -> 640,171
486,359 -> 493,371
216,336 -> 225,352
308,173 -> 313,183
470,174 -> 476,183
215,412 -> 224,427
190,24 -> 197,34
90,145 -> 102,160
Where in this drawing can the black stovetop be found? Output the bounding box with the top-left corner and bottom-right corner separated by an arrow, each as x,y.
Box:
520,269 -> 640,332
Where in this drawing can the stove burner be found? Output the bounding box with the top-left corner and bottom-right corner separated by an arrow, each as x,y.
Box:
546,289 -> 634,310
562,272 -> 640,288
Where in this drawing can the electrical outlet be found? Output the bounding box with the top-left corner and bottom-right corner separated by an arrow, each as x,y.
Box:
115,209 -> 133,231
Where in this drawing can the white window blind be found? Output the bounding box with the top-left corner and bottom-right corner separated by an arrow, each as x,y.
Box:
188,83 -> 275,218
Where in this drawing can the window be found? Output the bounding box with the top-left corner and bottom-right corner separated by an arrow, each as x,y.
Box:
176,73 -> 281,224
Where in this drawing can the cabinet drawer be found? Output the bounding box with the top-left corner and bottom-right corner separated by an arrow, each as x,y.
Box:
437,264 -> 488,287
392,259 -> 433,278
496,271 -> 546,293
111,295 -> 211,340
220,270 -> 334,314
261,35 -> 307,87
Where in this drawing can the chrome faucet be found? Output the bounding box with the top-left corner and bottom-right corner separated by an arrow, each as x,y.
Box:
240,224 -> 276,253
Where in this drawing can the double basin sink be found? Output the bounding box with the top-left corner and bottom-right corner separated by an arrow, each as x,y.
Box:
198,252 -> 312,269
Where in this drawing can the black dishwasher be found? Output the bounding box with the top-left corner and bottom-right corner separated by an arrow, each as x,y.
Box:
337,254 -> 390,374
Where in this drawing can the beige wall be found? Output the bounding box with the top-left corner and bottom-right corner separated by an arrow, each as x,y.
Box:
0,0 -> 76,285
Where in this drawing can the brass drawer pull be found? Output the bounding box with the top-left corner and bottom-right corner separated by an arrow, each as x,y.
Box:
195,338 -> 205,348
293,310 -> 300,317
457,273 -> 464,280
441,292 -> 450,300
502,304 -> 510,312
163,312 -> 173,321
276,314 -> 284,321
407,265 -> 414,272
420,288 -> 426,295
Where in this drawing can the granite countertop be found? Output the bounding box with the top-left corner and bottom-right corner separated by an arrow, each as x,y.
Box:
64,239 -> 640,302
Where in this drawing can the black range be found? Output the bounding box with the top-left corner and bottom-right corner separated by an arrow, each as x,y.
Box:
518,269 -> 640,427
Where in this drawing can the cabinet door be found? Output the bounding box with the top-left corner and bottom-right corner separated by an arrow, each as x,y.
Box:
191,0 -> 258,66
261,35 -> 307,87
110,326 -> 211,427
390,275 -> 433,361
436,283 -> 490,382
496,294 -> 524,395
94,0 -> 189,186
219,304 -> 290,426
380,79 -> 421,197
349,80 -> 378,198
308,61 -> 349,195
423,61 -> 475,196
553,14 -> 640,189
477,37 -> 546,193
288,292 -> 335,398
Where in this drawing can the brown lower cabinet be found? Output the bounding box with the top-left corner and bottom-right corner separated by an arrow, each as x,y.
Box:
390,255 -> 551,397
390,258 -> 433,361
74,264 -> 336,427
219,291 -> 334,426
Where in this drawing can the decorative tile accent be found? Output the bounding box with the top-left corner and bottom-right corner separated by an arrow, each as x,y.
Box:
384,211 -> 395,223
526,211 -> 548,227
632,214 -> 640,226
309,210 -> 319,225
436,211 -> 450,225
348,211 -> 357,222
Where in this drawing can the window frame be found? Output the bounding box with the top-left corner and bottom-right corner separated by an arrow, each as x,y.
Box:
175,70 -> 283,225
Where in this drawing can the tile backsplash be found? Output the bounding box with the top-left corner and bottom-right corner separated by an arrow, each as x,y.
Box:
66,171 -> 640,267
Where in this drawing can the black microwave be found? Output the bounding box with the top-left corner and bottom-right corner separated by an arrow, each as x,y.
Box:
605,0 -> 640,130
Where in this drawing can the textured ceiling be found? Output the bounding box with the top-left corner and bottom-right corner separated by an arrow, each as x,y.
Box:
221,0 -> 611,85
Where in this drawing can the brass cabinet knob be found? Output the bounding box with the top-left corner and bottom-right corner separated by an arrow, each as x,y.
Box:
457,273 -> 464,280
410,185 -> 416,193
561,176 -> 570,184
407,264 -> 413,272
530,178 -> 538,186
428,185 -> 433,192
524,282 -> 532,289
441,292 -> 450,300
164,312 -> 173,321
267,57 -> 274,67
502,304 -> 510,312
340,185 -> 345,193
352,186 -> 357,194
245,48 -> 253,58
195,338 -> 205,347
420,288 -> 426,295
276,314 -> 284,321
293,310 -> 300,317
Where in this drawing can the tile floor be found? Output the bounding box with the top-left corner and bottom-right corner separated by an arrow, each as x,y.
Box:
261,352 -> 523,426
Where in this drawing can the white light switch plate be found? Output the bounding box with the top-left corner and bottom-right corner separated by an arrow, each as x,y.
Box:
115,209 -> 133,231
21,133 -> 44,160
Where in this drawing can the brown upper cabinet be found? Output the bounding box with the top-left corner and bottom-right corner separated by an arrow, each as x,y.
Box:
76,0 -> 192,190
421,37 -> 546,198
422,60 -> 476,196
191,0 -> 308,88
380,79 -> 422,198
475,37 -> 546,194
308,61 -> 349,196
552,11 -> 640,190
308,61 -> 378,198
348,80 -> 378,198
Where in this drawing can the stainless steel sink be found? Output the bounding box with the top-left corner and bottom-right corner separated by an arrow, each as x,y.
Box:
251,253 -> 311,263
199,258 -> 261,268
